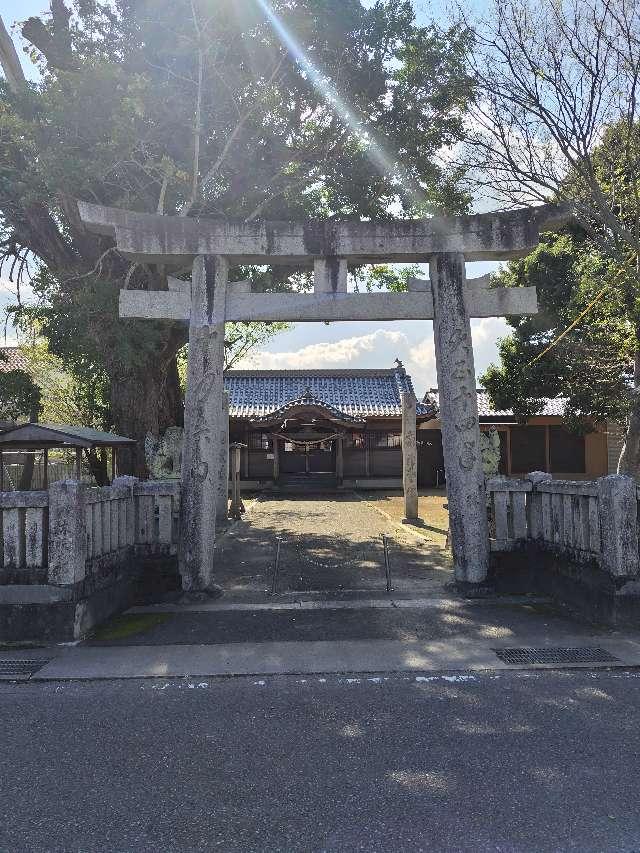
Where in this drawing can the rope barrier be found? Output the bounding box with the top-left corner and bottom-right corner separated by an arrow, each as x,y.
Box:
269,432 -> 341,448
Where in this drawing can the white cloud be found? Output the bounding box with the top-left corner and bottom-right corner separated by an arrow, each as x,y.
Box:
471,317 -> 508,346
407,337 -> 437,390
234,316 -> 510,398
236,329 -> 408,370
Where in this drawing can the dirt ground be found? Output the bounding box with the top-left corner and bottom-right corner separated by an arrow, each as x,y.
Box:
356,488 -> 450,547
213,492 -> 453,598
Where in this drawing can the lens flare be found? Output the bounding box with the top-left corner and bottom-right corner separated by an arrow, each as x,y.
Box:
253,0 -> 421,206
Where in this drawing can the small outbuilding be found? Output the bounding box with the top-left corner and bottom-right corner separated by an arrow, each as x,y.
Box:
0,423 -> 135,490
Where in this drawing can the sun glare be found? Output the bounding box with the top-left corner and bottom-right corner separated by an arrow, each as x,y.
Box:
253,0 -> 420,206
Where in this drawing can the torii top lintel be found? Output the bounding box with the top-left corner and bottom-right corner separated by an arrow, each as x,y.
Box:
77,201 -> 570,265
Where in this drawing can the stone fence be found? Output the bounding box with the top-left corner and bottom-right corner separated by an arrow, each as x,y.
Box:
486,473 -> 640,623
0,477 -> 180,586
0,478 -> 180,641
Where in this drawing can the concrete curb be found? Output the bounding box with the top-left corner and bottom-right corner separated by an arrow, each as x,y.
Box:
26,634 -> 640,681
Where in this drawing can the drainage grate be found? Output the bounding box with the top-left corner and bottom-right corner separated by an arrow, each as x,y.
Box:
0,659 -> 50,679
493,647 -> 619,666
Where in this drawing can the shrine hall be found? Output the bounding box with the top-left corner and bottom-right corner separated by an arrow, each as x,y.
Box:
225,362 -> 613,492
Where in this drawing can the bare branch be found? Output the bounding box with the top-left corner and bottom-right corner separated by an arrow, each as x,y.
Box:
0,16 -> 26,93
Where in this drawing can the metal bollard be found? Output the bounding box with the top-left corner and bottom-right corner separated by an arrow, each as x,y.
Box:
271,537 -> 282,595
382,534 -> 392,593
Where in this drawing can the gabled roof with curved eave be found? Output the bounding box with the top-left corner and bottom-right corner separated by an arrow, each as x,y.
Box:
224,366 -> 436,420
250,389 -> 366,425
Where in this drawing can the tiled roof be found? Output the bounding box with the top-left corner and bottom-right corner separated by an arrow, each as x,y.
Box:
0,347 -> 29,372
250,389 -> 366,425
224,365 -> 436,420
424,389 -> 567,419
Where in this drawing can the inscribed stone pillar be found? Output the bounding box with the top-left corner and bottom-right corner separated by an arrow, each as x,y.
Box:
215,390 -> 230,526
401,391 -> 419,522
179,255 -> 228,593
48,480 -> 87,586
336,435 -> 344,485
430,252 -> 490,584
597,475 -> 639,577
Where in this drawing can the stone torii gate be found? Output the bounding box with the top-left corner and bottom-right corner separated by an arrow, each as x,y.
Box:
78,201 -> 567,594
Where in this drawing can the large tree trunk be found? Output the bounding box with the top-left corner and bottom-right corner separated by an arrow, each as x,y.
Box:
618,351 -> 640,476
109,354 -> 183,476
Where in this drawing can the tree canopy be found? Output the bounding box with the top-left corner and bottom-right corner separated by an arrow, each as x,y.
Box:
481,232 -> 634,436
0,0 -> 474,472
465,0 -> 640,473
0,349 -> 41,423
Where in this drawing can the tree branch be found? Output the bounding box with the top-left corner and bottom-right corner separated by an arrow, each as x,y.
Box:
0,16 -> 26,93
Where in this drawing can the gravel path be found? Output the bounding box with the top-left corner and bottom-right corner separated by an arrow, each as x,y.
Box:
214,493 -> 453,596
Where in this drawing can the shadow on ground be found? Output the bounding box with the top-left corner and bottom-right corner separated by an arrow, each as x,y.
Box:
212,492 -> 453,596
86,599 -> 608,647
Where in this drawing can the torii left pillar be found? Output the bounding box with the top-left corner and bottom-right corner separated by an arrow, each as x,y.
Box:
179,255 -> 228,595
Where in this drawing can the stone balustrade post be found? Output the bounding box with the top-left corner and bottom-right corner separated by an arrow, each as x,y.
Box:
597,475 -> 639,578
48,480 -> 87,586
112,476 -> 138,547
526,471 -> 553,540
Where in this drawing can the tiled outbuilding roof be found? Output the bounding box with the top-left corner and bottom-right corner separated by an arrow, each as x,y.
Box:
0,347 -> 29,372
225,364 -> 436,420
424,389 -> 568,419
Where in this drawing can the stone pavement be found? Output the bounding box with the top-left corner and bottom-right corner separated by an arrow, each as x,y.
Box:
212,492 -> 453,597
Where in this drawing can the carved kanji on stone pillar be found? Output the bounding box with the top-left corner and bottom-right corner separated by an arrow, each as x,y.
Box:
430,252 -> 490,584
179,255 -> 228,595
401,391 -> 419,523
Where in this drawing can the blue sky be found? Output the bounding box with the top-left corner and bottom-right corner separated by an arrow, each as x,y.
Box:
0,0 -> 506,396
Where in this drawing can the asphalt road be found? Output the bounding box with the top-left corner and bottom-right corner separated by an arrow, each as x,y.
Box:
2,669 -> 640,852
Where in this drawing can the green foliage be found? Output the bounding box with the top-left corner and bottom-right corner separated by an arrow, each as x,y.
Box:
20,340 -> 109,428
0,354 -> 41,422
0,0 -> 475,460
353,264 -> 422,293
480,123 -> 640,436
481,233 -> 635,428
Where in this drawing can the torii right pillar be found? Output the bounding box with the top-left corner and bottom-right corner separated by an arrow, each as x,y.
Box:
430,252 -> 490,587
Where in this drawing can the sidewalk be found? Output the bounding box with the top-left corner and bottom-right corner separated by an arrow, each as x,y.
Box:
4,592 -> 640,681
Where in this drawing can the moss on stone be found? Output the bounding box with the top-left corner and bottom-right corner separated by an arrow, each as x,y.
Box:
91,613 -> 171,641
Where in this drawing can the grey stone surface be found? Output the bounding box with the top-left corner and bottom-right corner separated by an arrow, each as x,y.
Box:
211,493 -> 452,597
597,475 -> 639,577
525,471 -> 553,540
78,200 -> 570,263
178,256 -> 228,592
119,285 -> 537,323
215,391 -> 229,523
86,598 -> 613,648
314,258 -> 348,293
47,481 -> 87,586
0,584 -> 73,604
430,252 -> 490,584
401,391 -> 419,521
